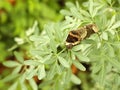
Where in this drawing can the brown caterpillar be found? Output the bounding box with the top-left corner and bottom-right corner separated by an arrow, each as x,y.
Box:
65,24 -> 98,49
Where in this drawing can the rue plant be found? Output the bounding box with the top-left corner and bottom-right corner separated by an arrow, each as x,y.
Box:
2,0 -> 120,90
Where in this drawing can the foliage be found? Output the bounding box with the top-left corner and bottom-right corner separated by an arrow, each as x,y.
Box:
0,0 -> 63,62
2,0 -> 120,90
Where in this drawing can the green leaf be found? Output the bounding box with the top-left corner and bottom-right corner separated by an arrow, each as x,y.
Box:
45,24 -> 57,53
29,79 -> 38,90
79,9 -> 90,17
99,60 -> 105,86
38,65 -> 46,80
71,51 -> 76,60
72,45 -> 82,51
26,71 -> 36,79
64,69 -> 71,84
89,0 -> 93,16
107,44 -> 115,57
42,54 -> 52,63
70,7 -> 83,19
8,82 -> 18,90
71,74 -> 81,84
39,80 -> 53,88
56,63 -> 62,75
3,61 -> 20,67
106,0 -> 112,5
81,39 -> 96,44
45,23 -> 57,53
107,15 -> 116,28
58,56 -> 70,68
66,2 -> 75,8
2,74 -> 19,82
54,23 -> 62,42
92,63 -> 102,74
26,21 -> 38,36
20,73 -> 26,83
60,10 -> 71,16
20,80 -> 27,90
76,1 -> 80,9
29,35 -> 41,41
108,29 -> 115,35
45,24 -> 54,40
92,5 -> 103,17
12,66 -> 22,74
73,60 -> 86,71
50,39 -> 57,53
112,42 -> 120,48
97,42 -> 102,49
47,63 -> 56,80
54,80 -> 64,90
61,72 -> 67,84
75,53 -> 90,62
44,55 -> 56,64
107,57 -> 120,70
64,16 -> 73,22
111,21 -> 120,29
30,49 -> 49,57
101,32 -> 108,40
24,60 -> 40,66
14,51 -> 24,63
26,67 -> 36,79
